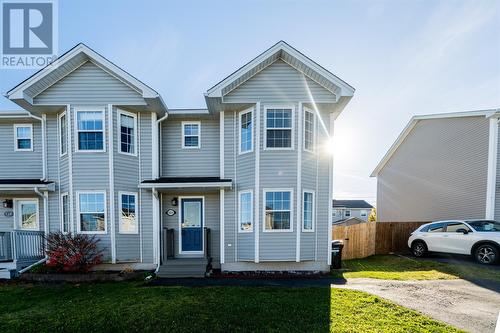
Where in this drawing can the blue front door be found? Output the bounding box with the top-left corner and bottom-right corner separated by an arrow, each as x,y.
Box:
181,198 -> 203,252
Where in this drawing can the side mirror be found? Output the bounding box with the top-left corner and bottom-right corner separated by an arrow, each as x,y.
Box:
456,228 -> 468,234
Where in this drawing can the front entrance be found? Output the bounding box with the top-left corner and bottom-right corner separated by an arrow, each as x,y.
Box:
180,197 -> 203,253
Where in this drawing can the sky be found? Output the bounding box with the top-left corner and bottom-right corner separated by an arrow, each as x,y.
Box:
0,0 -> 499,205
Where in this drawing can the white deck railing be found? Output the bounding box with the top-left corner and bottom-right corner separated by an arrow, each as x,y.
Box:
10,230 -> 45,262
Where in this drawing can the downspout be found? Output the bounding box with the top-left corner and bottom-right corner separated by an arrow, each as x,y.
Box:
29,113 -> 47,181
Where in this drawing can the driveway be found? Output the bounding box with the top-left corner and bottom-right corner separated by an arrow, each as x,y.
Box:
332,278 -> 500,333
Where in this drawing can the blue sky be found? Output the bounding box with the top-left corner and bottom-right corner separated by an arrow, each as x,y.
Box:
1,0 -> 499,204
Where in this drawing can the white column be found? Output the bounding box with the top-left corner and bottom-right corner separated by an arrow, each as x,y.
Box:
66,105 -> 75,233
152,188 -> 160,265
327,114 -> 334,265
108,104 -> 116,263
220,188 -> 225,264
296,102 -> 302,262
254,102 -> 261,263
41,114 -> 47,180
486,117 -> 498,219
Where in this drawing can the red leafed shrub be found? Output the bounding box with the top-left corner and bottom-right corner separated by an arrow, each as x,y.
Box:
45,232 -> 104,273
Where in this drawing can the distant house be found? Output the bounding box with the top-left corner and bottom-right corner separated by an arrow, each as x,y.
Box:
371,109 -> 500,222
332,217 -> 366,226
332,200 -> 373,223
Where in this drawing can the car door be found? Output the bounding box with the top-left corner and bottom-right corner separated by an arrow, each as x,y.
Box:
440,222 -> 474,254
420,222 -> 446,252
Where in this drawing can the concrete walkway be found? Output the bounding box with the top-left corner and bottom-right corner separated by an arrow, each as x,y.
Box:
332,278 -> 500,333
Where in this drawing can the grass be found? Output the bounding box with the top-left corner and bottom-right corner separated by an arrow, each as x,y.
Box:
332,254 -> 500,281
0,281 -> 461,333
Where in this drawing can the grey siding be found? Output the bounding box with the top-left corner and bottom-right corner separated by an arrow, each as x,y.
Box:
377,116 -> 489,222
494,123 -> 500,221
139,112 -> 154,263
34,61 -> 146,105
224,60 -> 336,103
161,116 -> 220,177
0,119 -> 42,179
333,208 -> 370,222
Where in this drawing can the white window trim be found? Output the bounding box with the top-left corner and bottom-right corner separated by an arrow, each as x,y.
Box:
74,106 -> 106,153
76,191 -> 107,234
181,121 -> 201,149
60,192 -> 69,233
118,191 -> 138,234
58,112 -> 67,157
302,190 -> 315,232
178,196 -> 205,254
263,104 -> 295,150
13,198 -> 39,231
238,189 -> 254,233
303,107 -> 316,153
13,123 -> 33,152
262,188 -> 294,233
238,108 -> 253,155
117,109 -> 138,157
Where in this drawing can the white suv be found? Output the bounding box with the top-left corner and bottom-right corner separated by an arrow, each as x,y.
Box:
408,220 -> 500,265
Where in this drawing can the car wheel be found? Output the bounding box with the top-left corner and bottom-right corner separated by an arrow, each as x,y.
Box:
474,244 -> 499,265
411,241 -> 427,258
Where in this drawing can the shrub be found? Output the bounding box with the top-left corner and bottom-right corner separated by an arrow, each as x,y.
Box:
45,232 -> 104,273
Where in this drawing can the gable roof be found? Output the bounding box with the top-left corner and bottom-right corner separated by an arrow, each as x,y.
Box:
332,200 -> 373,209
205,40 -> 355,100
5,43 -> 167,115
370,108 -> 500,177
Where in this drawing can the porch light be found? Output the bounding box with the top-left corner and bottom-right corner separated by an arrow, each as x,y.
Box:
3,199 -> 13,209
171,197 -> 178,206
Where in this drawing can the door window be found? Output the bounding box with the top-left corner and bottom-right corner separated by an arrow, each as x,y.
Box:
182,201 -> 201,228
16,200 -> 38,230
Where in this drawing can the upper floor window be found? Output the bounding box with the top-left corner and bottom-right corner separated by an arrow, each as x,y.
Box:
119,192 -> 137,234
59,113 -> 67,156
303,191 -> 314,232
238,190 -> 253,232
264,190 -> 292,232
119,111 -> 137,155
14,124 -> 33,151
265,107 -> 293,149
304,109 -> 315,152
182,121 -> 200,148
76,110 -> 105,151
78,192 -> 106,233
239,109 -> 253,154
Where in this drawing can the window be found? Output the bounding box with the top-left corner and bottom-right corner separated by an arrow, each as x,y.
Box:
119,192 -> 137,234
15,199 -> 38,230
238,190 -> 253,232
14,124 -> 33,151
265,107 -> 293,149
76,110 -> 104,151
303,191 -> 314,232
466,220 -> 500,232
119,111 -> 137,155
182,121 -> 200,148
264,190 -> 292,232
345,210 -> 351,217
445,222 -> 471,233
304,109 -> 315,152
239,109 -> 253,154
61,193 -> 70,233
59,113 -> 67,155
78,192 -> 106,233
360,210 -> 368,217
427,223 -> 445,232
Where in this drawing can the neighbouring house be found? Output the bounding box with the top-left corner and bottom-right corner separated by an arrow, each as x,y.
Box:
332,216 -> 366,226
332,199 -> 373,223
0,41 -> 355,278
371,109 -> 500,223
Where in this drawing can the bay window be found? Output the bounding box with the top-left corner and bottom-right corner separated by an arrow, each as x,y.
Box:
119,192 -> 137,234
303,191 -> 314,231
265,107 -> 293,149
264,190 -> 293,232
238,190 -> 253,232
76,110 -> 104,151
78,192 -> 106,233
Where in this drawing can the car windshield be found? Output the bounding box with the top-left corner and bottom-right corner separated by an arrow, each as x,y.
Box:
466,220 -> 500,232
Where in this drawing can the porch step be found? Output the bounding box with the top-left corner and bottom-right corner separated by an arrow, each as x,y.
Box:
0,268 -> 15,279
157,258 -> 208,278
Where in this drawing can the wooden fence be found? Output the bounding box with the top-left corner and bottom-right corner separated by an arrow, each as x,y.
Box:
332,221 -> 428,260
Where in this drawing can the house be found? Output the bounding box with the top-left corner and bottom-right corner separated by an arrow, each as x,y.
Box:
0,41 -> 355,278
332,199 -> 373,222
332,217 -> 366,226
371,109 -> 500,223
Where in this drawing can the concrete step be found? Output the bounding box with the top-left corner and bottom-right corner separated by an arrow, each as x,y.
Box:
157,258 -> 208,278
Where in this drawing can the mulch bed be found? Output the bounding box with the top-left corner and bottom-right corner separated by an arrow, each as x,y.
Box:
19,271 -> 151,283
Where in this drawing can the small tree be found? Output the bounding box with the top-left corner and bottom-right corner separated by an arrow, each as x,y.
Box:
368,208 -> 377,222
45,232 -> 104,273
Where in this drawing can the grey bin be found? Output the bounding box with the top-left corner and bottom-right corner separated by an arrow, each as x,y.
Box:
331,240 -> 344,269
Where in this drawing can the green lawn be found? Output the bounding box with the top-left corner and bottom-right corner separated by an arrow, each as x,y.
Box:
332,255 -> 500,281
0,281 -> 460,333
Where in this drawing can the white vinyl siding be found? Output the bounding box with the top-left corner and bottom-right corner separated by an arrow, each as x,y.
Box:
118,110 -> 137,156
14,124 -> 33,151
119,192 -> 138,234
182,121 -> 200,149
77,192 -> 106,234
75,109 -> 105,152
238,190 -> 253,232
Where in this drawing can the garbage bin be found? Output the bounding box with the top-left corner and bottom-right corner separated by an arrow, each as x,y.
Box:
331,240 -> 344,269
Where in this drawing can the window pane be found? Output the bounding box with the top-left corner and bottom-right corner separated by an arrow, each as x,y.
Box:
79,193 -> 105,232
239,192 -> 252,231
264,191 -> 292,230
265,211 -> 291,230
303,192 -> 313,230
60,114 -> 67,154
120,194 -> 137,233
240,111 -> 252,152
266,129 -> 291,148
120,114 -> 135,154
428,223 -> 445,232
184,136 -> 199,147
304,111 -> 314,151
446,222 -> 470,232
20,202 -> 37,229
62,195 -> 69,233
17,138 -> 31,149
467,220 -> 500,232
16,126 -> 31,138
78,132 -> 103,150
80,213 -> 105,232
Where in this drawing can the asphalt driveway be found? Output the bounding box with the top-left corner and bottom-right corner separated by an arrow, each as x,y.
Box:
332,278 -> 500,333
